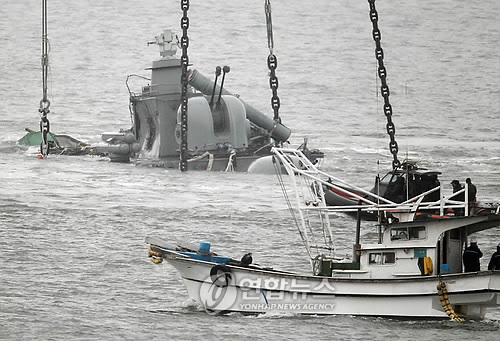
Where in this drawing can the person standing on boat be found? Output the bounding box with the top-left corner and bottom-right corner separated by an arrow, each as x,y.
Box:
487,243 -> 500,270
424,174 -> 440,202
451,180 -> 465,215
463,239 -> 483,272
451,180 -> 464,199
466,178 -> 477,215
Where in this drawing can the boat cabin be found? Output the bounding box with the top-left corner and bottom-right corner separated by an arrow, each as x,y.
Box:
377,162 -> 442,204
330,215 -> 499,279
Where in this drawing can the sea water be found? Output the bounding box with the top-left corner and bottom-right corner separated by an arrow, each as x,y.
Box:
1,0 -> 499,340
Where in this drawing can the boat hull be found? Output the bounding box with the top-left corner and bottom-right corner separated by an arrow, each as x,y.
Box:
163,254 -> 500,319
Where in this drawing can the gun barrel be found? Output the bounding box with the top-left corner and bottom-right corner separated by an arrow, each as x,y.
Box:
188,69 -> 291,143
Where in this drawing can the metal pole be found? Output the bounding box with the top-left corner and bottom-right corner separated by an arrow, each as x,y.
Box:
354,204 -> 362,263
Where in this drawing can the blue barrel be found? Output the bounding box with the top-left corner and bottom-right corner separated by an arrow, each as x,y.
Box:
199,241 -> 211,254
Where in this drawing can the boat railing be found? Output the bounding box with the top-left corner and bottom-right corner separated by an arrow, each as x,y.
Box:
305,182 -> 469,221
272,147 -> 470,222
125,74 -> 151,97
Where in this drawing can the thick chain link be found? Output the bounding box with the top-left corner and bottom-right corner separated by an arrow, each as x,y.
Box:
39,0 -> 50,157
265,0 -> 282,146
268,55 -> 280,123
368,0 -> 400,169
179,0 -> 189,171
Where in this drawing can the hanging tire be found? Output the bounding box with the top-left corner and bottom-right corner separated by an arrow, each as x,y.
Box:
210,264 -> 233,288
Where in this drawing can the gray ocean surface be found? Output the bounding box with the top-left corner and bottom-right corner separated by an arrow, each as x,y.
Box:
1,0 -> 499,340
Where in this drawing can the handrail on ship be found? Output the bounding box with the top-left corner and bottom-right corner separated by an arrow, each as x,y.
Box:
272,147 -> 470,223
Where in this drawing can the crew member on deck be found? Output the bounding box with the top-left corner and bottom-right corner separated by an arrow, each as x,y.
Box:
425,174 -> 440,202
466,178 -> 477,215
451,180 -> 464,199
451,180 -> 465,216
463,239 -> 483,272
487,243 -> 500,271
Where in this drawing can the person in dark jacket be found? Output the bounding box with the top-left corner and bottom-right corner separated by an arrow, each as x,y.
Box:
465,178 -> 477,215
450,180 -> 465,216
487,243 -> 500,270
463,239 -> 483,272
465,178 -> 477,202
425,174 -> 440,202
451,180 -> 464,200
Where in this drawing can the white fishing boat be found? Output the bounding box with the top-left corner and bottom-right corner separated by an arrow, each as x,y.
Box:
146,147 -> 500,320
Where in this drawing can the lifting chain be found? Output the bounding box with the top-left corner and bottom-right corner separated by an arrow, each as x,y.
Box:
39,0 -> 51,158
368,0 -> 400,169
265,0 -> 282,147
179,0 -> 190,171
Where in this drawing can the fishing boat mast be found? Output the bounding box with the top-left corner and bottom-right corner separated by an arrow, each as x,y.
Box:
39,0 -> 51,158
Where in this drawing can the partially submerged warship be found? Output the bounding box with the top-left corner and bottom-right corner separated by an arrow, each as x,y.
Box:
101,29 -> 322,171
19,1 -> 323,171
19,29 -> 322,171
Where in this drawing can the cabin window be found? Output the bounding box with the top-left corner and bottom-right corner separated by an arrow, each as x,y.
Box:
380,172 -> 405,202
369,252 -> 395,265
391,228 -> 408,240
409,226 -> 426,239
391,226 -> 426,241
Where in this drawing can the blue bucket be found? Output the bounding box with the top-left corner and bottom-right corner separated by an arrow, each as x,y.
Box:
440,264 -> 450,274
199,241 -> 211,254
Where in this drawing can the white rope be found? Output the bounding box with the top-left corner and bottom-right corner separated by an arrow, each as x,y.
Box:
187,151 -> 214,171
225,150 -> 236,172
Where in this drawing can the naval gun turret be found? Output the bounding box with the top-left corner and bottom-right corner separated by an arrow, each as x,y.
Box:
100,29 -> 319,170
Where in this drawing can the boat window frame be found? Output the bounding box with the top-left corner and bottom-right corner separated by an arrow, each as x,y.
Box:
368,251 -> 396,265
379,170 -> 401,184
390,226 -> 426,241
